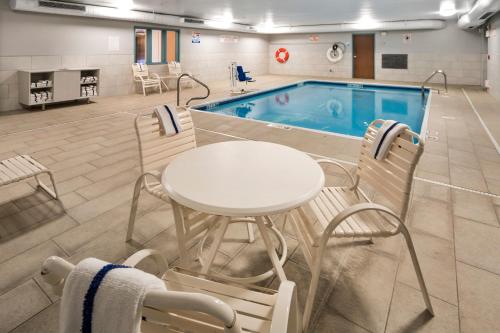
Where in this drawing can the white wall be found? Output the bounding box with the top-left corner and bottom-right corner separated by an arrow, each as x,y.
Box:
269,23 -> 486,85
487,13 -> 500,101
0,1 -> 268,112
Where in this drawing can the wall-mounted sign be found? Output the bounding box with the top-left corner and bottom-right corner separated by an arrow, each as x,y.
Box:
309,35 -> 320,42
403,33 -> 412,44
192,32 -> 201,43
219,35 -> 239,43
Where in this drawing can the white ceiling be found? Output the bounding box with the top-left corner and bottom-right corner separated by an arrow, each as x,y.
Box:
60,0 -> 475,26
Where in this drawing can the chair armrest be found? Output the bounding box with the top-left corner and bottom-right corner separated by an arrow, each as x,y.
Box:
270,280 -> 301,333
150,73 -> 161,80
123,249 -> 169,276
135,75 -> 146,82
323,202 -> 402,239
315,159 -> 355,186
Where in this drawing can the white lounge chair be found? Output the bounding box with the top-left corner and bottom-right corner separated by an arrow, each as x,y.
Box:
132,63 -> 163,96
0,154 -> 58,199
41,249 -> 302,333
286,119 -> 434,331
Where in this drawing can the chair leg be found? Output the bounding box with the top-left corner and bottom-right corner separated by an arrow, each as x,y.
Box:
126,175 -> 144,242
302,254 -> 323,332
159,83 -> 162,94
247,223 -> 255,243
35,171 -> 59,199
400,226 -> 435,316
142,84 -> 146,96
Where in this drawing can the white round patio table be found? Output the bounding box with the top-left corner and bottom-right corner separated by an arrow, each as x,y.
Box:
162,140 -> 324,282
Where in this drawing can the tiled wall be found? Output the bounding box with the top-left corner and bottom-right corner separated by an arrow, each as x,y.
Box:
269,24 -> 486,85
0,3 -> 268,113
487,13 -> 500,101
178,30 -> 269,84
269,33 -> 352,79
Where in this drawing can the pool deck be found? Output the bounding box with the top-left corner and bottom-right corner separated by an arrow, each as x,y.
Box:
0,75 -> 499,332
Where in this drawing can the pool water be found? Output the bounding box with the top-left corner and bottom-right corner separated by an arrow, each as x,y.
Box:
195,81 -> 430,138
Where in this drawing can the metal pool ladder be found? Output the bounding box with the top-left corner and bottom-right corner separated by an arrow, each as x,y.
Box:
421,70 -> 448,95
176,73 -> 210,106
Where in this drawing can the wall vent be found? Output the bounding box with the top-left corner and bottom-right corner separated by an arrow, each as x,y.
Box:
182,18 -> 205,25
38,0 -> 86,11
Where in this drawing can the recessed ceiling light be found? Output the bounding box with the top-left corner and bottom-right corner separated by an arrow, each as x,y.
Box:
206,11 -> 233,29
439,1 -> 457,17
256,19 -> 275,33
353,15 -> 380,30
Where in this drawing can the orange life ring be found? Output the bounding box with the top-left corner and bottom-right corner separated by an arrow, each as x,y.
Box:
275,93 -> 290,105
275,48 -> 289,63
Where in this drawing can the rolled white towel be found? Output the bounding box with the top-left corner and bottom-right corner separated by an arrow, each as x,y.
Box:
153,105 -> 183,136
370,120 -> 409,161
60,258 -> 166,333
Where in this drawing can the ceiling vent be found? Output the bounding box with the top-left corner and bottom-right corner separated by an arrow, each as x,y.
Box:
479,12 -> 494,20
38,0 -> 86,11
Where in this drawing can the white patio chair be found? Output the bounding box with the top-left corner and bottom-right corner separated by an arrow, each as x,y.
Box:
132,63 -> 162,96
287,119 -> 434,331
167,61 -> 196,88
126,109 -> 254,267
41,249 -> 302,333
0,155 -> 58,199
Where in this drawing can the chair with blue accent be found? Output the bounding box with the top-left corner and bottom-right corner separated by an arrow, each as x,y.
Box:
41,249 -> 302,333
236,65 -> 255,84
284,119 -> 434,331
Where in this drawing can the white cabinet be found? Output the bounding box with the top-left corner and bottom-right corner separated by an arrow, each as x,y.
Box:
18,68 -> 100,110
53,70 -> 80,102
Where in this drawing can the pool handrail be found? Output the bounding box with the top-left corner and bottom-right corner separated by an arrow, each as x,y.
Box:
177,73 -> 210,106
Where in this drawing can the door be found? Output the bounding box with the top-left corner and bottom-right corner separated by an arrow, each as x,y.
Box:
353,34 -> 375,79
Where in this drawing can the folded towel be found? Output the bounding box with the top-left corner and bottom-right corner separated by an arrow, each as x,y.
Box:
153,105 -> 183,136
370,120 -> 409,160
60,258 -> 166,333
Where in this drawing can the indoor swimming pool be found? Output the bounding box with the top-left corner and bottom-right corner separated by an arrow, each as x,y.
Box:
194,81 -> 431,138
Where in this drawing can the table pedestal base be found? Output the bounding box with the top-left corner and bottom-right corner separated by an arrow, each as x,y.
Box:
197,216 -> 288,284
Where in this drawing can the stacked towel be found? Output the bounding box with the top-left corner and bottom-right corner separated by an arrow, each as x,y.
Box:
60,258 -> 166,333
30,91 -> 52,103
153,105 -> 183,136
81,76 -> 98,84
81,85 -> 98,97
370,120 -> 409,160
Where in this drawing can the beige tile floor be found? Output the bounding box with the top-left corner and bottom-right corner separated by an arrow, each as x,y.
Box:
0,75 -> 499,332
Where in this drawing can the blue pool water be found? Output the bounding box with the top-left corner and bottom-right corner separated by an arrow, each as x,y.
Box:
195,81 -> 430,138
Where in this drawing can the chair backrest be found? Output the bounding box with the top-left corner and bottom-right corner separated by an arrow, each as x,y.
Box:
236,66 -> 247,81
134,108 -> 197,178
41,257 -> 242,333
356,119 -> 424,220
132,63 -> 149,78
168,61 -> 182,75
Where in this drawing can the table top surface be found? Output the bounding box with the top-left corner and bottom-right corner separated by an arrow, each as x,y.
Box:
162,141 -> 325,216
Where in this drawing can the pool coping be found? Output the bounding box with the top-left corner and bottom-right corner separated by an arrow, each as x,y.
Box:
189,79 -> 432,142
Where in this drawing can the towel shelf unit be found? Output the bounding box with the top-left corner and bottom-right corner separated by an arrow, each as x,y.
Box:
18,68 -> 100,110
